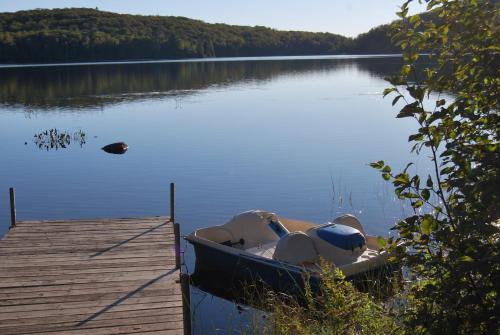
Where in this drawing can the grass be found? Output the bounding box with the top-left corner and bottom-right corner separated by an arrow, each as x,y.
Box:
263,262 -> 401,335
218,260 -> 402,335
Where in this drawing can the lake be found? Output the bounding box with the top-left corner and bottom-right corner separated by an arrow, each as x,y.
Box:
0,55 -> 430,333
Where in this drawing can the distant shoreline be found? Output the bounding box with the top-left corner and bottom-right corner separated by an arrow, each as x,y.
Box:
0,54 -> 403,69
0,8 -> 401,66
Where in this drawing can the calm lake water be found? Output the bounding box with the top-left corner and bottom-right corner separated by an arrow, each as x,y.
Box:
0,55 -> 430,333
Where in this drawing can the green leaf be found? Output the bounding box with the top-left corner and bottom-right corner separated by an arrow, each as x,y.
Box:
396,6 -> 409,19
436,99 -> 446,107
397,103 -> 422,118
440,166 -> 454,175
394,176 -> 409,186
387,256 -> 398,263
409,14 -> 421,25
382,173 -> 391,181
383,88 -> 396,97
413,200 -> 424,208
382,165 -> 392,173
421,217 -> 433,235
408,86 -> 425,101
369,160 -> 385,169
457,256 -> 473,263
392,95 -> 403,106
421,189 -> 430,201
426,175 -> 433,187
412,175 -> 420,189
403,163 -> 413,173
408,133 -> 423,142
401,64 -> 412,77
377,236 -> 387,248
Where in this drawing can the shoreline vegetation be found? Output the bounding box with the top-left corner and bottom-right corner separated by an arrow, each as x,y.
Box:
0,8 -> 399,64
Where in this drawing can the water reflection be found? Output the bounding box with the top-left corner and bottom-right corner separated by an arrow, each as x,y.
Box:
190,268 -> 251,307
190,267 -> 269,334
0,57 -> 405,111
33,129 -> 86,151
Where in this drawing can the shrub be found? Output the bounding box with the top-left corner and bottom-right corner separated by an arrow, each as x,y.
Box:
374,1 -> 499,333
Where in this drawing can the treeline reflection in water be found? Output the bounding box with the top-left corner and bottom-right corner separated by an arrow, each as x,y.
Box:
0,57 -> 406,111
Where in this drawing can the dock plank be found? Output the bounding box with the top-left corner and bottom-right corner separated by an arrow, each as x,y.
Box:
0,217 -> 184,335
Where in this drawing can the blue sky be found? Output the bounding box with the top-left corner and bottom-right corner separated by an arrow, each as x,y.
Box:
0,1 -> 427,37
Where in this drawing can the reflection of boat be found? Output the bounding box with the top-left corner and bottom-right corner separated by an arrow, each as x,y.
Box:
186,210 -> 389,291
190,266 -> 248,303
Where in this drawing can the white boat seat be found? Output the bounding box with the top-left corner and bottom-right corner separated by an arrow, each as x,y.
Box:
307,223 -> 366,266
273,232 -> 318,266
222,210 -> 288,249
333,214 -> 366,236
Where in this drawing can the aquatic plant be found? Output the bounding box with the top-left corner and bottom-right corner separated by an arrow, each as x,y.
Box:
33,129 -> 86,150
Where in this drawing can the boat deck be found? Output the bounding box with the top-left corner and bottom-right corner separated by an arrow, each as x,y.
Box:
245,241 -> 277,259
0,217 -> 185,335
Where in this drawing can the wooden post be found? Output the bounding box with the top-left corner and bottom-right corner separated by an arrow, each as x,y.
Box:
170,182 -> 181,269
9,187 -> 16,229
174,222 -> 181,269
170,182 -> 175,223
181,273 -> 191,335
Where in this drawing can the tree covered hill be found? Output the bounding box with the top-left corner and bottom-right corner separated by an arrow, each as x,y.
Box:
0,8 -> 396,64
351,24 -> 399,54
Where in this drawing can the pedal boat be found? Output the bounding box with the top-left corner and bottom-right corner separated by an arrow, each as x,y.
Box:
185,210 -> 389,289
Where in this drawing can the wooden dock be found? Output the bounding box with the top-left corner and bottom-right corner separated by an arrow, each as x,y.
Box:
0,216 -> 186,335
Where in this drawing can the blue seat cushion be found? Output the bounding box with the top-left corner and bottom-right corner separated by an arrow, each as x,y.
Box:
316,224 -> 366,250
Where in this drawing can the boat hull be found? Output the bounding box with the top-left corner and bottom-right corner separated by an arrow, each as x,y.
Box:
189,238 -> 394,292
189,239 -> 319,292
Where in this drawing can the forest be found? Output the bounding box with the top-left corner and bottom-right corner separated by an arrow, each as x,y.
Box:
0,8 -> 398,63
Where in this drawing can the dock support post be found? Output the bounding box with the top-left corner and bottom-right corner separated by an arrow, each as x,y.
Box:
170,182 -> 175,223
171,183 -> 181,269
170,182 -> 188,333
9,187 -> 16,229
174,222 -> 181,269
181,273 -> 191,335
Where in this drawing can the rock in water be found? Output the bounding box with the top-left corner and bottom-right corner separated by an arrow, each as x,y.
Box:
102,142 -> 128,154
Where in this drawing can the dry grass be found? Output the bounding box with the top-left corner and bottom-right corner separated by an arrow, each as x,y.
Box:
255,261 -> 402,335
